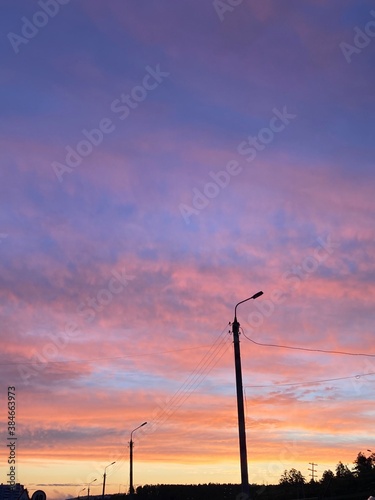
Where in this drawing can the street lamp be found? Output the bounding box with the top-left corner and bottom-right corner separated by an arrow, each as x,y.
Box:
232,291 -> 263,499
102,461 -> 116,500
87,479 -> 97,500
129,422 -> 147,498
78,488 -> 86,498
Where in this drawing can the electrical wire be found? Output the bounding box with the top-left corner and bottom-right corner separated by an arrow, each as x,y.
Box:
147,342 -> 230,433
3,324 -> 233,440
239,325 -> 375,389
245,371 -> 375,389
240,327 -> 375,358
145,323 -> 232,435
146,324 -> 231,429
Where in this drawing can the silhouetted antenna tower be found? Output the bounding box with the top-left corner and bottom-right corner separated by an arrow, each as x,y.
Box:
308,462 -> 318,481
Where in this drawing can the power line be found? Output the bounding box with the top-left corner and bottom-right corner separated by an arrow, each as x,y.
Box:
145,324 -> 232,435
240,328 -> 375,358
245,371 -> 375,389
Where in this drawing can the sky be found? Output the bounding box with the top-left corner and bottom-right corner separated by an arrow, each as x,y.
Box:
1,1 -> 375,499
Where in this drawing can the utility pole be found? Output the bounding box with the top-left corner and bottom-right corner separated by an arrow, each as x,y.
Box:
129,422 -> 147,499
129,438 -> 134,496
102,461 -> 116,500
308,462 -> 318,481
232,291 -> 263,499
87,479 -> 96,500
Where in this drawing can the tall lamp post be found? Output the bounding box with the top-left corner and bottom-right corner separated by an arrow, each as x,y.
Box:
232,291 -> 263,499
87,479 -> 97,500
102,461 -> 116,500
129,422 -> 147,498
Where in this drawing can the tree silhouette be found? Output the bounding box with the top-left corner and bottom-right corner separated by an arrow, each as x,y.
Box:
321,469 -> 334,483
108,452 -> 375,500
279,468 -> 306,485
279,468 -> 306,499
353,452 -> 375,489
336,461 -> 353,479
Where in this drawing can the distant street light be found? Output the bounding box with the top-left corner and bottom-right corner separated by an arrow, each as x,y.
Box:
87,479 -> 97,500
129,422 -> 147,498
102,461 -> 116,500
232,291 -> 263,499
78,488 -> 86,498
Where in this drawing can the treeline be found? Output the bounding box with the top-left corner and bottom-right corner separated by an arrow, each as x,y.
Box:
136,482 -> 241,499
94,451 -> 375,500
274,451 -> 375,499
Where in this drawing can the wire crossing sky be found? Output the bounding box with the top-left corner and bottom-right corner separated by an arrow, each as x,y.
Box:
1,2 -> 375,500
